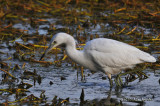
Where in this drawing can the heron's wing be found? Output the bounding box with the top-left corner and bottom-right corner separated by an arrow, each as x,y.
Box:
87,50 -> 139,68
84,38 -> 152,69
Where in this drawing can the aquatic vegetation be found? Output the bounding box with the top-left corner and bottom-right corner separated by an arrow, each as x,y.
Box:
0,0 -> 160,105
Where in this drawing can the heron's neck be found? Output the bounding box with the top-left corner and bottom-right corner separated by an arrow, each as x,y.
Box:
65,42 -> 85,66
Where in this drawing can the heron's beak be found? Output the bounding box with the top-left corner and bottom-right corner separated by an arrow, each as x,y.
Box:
39,45 -> 52,61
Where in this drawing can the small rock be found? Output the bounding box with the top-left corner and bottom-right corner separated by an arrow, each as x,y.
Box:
61,76 -> 66,81
49,81 -> 53,85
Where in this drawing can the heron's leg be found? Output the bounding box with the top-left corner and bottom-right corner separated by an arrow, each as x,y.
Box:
109,77 -> 113,88
106,73 -> 113,88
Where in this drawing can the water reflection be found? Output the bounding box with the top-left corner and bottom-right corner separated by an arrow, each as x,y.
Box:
79,86 -> 145,106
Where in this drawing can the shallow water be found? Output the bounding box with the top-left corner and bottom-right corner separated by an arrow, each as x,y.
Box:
0,1 -> 160,105
0,47 -> 159,105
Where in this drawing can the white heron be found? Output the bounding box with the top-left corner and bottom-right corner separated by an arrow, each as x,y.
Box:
40,32 -> 156,87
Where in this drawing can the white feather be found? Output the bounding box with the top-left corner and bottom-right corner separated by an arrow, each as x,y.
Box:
45,33 -> 156,78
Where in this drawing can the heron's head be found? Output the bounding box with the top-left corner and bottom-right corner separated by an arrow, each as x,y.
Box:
39,33 -> 71,61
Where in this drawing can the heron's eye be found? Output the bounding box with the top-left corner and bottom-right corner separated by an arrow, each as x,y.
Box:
53,41 -> 57,44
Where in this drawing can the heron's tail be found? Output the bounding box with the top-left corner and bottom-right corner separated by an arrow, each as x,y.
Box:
140,52 -> 156,63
